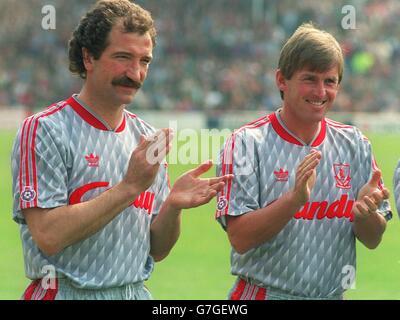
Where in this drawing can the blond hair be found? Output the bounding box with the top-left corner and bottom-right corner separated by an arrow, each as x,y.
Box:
278,22 -> 344,97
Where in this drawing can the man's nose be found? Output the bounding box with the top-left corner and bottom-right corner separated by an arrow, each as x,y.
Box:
314,80 -> 327,99
126,62 -> 142,82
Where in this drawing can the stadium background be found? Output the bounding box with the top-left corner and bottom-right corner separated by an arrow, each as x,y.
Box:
0,0 -> 399,299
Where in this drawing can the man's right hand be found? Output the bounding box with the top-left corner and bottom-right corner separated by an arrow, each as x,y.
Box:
290,149 -> 322,207
122,128 -> 173,194
226,148 -> 322,254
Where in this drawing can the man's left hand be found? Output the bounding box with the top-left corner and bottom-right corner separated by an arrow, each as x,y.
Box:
167,160 -> 233,210
353,170 -> 390,220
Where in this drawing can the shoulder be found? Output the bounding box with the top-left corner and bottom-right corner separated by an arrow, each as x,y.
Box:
124,110 -> 157,136
325,118 -> 366,141
237,114 -> 272,134
13,100 -> 71,158
229,114 -> 272,143
394,160 -> 400,180
325,118 -> 355,131
325,118 -> 372,158
19,100 -> 69,136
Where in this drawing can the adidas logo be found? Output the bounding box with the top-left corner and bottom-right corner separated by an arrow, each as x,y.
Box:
85,153 -> 100,167
274,168 -> 289,181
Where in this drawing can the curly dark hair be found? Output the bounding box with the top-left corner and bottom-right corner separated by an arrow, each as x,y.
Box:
68,0 -> 157,79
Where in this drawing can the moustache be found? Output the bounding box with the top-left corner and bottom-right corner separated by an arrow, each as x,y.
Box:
112,76 -> 142,89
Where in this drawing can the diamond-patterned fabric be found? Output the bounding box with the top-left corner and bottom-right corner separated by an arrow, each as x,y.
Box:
393,161 -> 400,219
12,95 -> 169,289
216,110 -> 390,299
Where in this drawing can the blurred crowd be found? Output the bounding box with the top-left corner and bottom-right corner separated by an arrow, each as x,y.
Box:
1,0 -> 399,114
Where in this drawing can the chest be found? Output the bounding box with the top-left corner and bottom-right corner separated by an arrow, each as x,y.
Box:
257,133 -> 367,205
68,130 -> 136,181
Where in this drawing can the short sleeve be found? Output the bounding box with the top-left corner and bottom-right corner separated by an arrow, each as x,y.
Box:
215,130 -> 260,229
393,160 -> 400,219
12,116 -> 68,224
150,162 -> 170,217
356,130 -> 392,221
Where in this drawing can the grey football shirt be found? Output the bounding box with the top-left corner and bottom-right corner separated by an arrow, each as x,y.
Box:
12,95 -> 169,289
393,161 -> 400,219
216,110 -> 391,298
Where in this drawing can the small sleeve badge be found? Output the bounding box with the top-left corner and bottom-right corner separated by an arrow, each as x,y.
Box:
217,196 -> 228,211
20,186 -> 37,202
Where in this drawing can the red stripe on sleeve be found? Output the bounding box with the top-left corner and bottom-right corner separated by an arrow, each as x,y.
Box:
224,135 -> 235,216
30,104 -> 67,207
215,135 -> 229,218
19,118 -> 30,209
23,116 -> 34,208
31,119 -> 39,208
216,134 -> 235,219
216,117 -> 271,219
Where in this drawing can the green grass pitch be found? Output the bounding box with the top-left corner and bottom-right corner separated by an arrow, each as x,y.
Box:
0,128 -> 399,300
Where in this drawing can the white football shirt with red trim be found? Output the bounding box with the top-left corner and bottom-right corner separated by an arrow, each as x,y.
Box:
12,95 -> 169,289
216,109 -> 391,299
393,161 -> 400,219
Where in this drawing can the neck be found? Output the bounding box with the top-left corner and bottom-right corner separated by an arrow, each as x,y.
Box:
78,86 -> 124,130
279,108 -> 321,145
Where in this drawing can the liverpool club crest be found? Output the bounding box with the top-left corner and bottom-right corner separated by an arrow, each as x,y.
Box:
333,163 -> 351,189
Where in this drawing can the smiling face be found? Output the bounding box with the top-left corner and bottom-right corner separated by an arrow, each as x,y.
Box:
276,65 -> 340,126
83,22 -> 153,109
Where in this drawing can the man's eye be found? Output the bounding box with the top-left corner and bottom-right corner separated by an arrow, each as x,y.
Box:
326,79 -> 338,86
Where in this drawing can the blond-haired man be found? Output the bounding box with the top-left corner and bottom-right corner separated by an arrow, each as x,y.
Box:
216,23 -> 391,300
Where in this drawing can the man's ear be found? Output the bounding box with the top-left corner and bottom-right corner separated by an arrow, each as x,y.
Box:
275,69 -> 287,92
82,48 -> 94,73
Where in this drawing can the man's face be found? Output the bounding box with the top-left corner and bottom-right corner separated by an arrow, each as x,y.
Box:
276,66 -> 340,124
84,23 -> 153,107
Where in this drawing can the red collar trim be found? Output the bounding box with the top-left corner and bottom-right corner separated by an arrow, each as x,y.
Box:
66,96 -> 126,133
116,114 -> 126,132
269,112 -> 326,147
312,119 -> 326,147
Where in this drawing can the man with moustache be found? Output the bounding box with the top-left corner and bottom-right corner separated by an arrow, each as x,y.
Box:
11,0 -> 231,300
